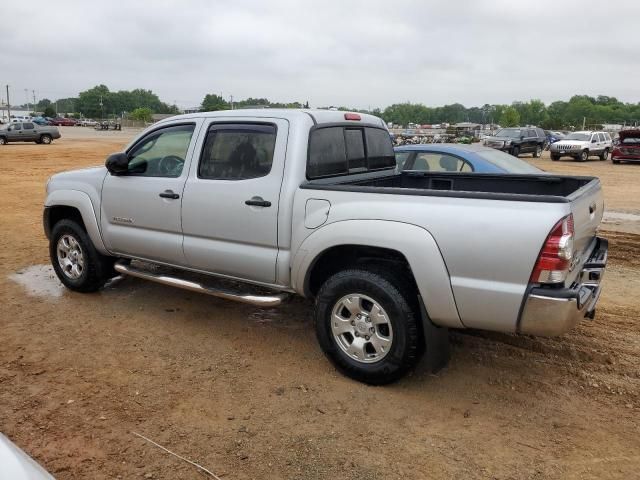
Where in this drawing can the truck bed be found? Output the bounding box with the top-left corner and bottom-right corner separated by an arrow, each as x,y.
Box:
303,171 -> 599,203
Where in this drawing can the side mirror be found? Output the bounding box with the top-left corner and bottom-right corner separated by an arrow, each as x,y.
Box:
520,135 -> 525,140
105,152 -> 129,175
591,139 -> 597,143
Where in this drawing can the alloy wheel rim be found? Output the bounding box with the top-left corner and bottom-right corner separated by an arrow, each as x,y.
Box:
56,234 -> 85,280
331,294 -> 393,364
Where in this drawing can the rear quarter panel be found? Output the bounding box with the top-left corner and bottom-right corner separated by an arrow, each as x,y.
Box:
292,187 -> 570,333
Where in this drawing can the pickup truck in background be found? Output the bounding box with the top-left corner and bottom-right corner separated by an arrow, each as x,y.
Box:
0,122 -> 61,145
43,110 -> 608,384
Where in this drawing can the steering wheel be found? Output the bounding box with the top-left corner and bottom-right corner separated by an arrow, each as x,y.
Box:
158,155 -> 184,176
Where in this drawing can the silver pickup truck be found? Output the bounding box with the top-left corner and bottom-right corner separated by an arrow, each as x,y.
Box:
44,110 -> 608,384
0,121 -> 61,145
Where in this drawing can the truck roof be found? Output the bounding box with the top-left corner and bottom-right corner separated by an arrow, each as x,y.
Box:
159,109 -> 387,128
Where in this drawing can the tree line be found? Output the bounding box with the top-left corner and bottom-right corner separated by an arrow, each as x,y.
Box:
24,85 -> 640,130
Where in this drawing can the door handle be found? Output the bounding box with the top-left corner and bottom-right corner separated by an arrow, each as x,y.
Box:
159,190 -> 180,199
245,197 -> 271,207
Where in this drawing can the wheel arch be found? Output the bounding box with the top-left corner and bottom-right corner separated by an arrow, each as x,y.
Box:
44,190 -> 109,254
293,220 -> 463,328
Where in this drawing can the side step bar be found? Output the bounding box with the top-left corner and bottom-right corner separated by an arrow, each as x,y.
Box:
114,261 -> 288,307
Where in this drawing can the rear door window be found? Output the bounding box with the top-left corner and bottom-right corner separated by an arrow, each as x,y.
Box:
23,122 -> 34,130
199,124 -> 277,180
597,133 -> 605,142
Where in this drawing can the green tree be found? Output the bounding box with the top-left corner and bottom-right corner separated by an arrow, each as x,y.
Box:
43,106 -> 56,117
201,94 -> 228,111
130,107 -> 153,122
500,107 -> 520,127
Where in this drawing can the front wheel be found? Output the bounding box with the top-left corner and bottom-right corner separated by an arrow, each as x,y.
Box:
0,137 -> 6,145
579,150 -> 589,162
315,269 -> 422,384
510,146 -> 520,157
50,219 -> 114,292
599,148 -> 609,161
551,153 -> 560,161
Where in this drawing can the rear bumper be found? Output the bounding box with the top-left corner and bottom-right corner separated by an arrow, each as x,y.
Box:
518,237 -> 608,336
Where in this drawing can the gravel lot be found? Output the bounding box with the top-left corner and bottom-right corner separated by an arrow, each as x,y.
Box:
1,127 -> 639,479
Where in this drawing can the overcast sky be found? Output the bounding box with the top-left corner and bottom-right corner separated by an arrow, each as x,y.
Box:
3,0 -> 639,110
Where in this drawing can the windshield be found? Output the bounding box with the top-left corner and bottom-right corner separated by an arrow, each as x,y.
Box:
622,137 -> 640,145
565,133 -> 590,141
476,149 -> 542,173
495,129 -> 521,138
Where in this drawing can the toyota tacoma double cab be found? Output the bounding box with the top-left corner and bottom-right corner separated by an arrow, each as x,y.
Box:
44,110 -> 608,384
550,131 -> 613,162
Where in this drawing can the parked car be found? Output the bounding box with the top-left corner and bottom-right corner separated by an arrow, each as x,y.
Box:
78,118 -> 98,127
549,131 -> 613,162
395,144 -> 543,174
50,117 -> 77,126
32,116 -> 51,126
43,109 -> 607,384
0,122 -> 61,144
611,129 -> 640,164
484,127 -> 547,157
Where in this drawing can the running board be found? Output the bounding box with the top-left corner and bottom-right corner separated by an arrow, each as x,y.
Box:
114,261 -> 288,307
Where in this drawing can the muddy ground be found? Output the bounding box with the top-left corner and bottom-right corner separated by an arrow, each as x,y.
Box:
0,128 -> 639,479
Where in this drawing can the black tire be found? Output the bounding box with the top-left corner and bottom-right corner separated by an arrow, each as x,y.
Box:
551,153 -> 560,161
579,150 -> 589,162
533,145 -> 542,158
510,146 -> 520,157
0,136 -> 6,145
40,134 -> 52,144
599,148 -> 609,161
50,219 -> 114,292
314,268 -> 423,384
612,159 -> 621,164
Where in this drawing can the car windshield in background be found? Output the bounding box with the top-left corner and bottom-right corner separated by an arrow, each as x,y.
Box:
565,133 -> 590,141
476,149 -> 542,173
495,129 -> 521,138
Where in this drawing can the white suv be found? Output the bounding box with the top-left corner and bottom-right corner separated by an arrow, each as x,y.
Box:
550,131 -> 613,162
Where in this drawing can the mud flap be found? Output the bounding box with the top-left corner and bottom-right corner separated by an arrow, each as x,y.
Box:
419,295 -> 450,373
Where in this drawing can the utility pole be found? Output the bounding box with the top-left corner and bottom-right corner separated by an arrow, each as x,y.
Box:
99,95 -> 104,120
32,90 -> 36,114
230,95 -> 234,110
6,85 -> 11,119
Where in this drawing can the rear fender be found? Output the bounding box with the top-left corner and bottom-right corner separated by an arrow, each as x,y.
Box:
292,220 -> 463,328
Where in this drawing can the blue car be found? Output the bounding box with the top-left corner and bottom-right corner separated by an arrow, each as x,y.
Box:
394,144 -> 543,174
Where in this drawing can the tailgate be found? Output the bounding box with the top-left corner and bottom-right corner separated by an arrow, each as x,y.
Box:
567,179 -> 604,284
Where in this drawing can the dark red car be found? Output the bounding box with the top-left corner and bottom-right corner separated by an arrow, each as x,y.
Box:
612,130 -> 640,164
51,117 -> 77,126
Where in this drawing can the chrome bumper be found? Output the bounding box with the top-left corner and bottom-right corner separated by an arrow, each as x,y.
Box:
518,237 -> 608,336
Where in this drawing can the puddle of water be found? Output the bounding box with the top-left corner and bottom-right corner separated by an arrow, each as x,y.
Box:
8,264 -> 65,298
603,211 -> 640,222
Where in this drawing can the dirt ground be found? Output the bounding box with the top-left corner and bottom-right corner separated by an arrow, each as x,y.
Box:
1,128 -> 639,479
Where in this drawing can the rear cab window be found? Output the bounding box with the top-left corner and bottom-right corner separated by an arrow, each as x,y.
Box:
307,126 -> 395,179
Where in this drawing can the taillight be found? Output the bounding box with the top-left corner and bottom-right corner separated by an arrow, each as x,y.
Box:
530,214 -> 574,284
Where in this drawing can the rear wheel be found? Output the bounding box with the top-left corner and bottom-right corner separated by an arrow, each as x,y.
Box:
315,269 -> 422,384
599,148 -> 609,160
50,219 -> 114,292
579,150 -> 589,162
40,134 -> 52,144
533,145 -> 542,158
